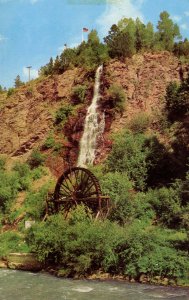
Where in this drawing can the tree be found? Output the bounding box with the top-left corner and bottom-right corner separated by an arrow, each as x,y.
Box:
165,74 -> 189,121
87,29 -> 100,46
118,18 -> 136,57
174,39 -> 189,57
157,11 -> 181,51
53,56 -> 61,74
104,18 -> 136,59
59,48 -> 77,71
39,57 -> 54,76
14,75 -> 24,88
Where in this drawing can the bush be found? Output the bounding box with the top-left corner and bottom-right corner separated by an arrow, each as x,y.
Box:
107,84 -> 126,114
145,187 -> 182,227
128,112 -> 151,133
26,210 -> 125,275
27,149 -> 45,169
43,135 -> 55,149
118,223 -> 189,279
31,166 -> 46,180
99,172 -> 134,224
71,84 -> 87,104
12,162 -> 31,191
43,134 -> 62,152
24,184 -> 49,220
26,209 -> 189,281
0,231 -> 30,258
0,171 -> 20,212
0,156 -> 6,170
106,131 -> 148,190
165,76 -> 189,122
6,88 -> 15,97
106,130 -> 175,189
54,104 -> 73,125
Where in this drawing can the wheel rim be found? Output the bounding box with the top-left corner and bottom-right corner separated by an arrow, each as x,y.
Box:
53,167 -> 102,215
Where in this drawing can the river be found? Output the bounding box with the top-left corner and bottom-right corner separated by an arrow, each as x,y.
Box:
0,269 -> 189,300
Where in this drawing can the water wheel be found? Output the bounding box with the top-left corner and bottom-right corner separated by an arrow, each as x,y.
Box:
48,167 -> 109,218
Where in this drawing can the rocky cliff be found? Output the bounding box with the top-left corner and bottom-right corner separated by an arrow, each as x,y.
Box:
0,52 -> 188,176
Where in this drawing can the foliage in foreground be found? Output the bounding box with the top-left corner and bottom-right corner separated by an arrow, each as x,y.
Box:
0,231 -> 30,257
26,207 -> 189,281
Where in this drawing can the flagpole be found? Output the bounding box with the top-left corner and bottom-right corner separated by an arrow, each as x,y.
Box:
82,28 -> 83,43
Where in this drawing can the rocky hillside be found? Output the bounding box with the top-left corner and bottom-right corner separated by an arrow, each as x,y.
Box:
0,52 -> 188,176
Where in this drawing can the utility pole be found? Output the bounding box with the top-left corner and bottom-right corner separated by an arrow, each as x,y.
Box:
26,66 -> 32,82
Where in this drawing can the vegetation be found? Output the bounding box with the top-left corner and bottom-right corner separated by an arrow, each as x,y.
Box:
165,74 -> 189,121
107,84 -> 126,114
38,11 -> 188,78
54,104 -> 73,125
27,149 -> 45,169
128,112 -> 151,133
0,10 -> 189,286
71,84 -> 87,104
6,88 -> 15,97
26,68 -> 189,281
14,75 -> 24,88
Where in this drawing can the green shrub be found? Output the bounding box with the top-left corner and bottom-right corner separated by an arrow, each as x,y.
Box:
71,84 -> 87,104
107,131 -> 148,190
145,187 -> 182,227
26,210 -> 189,281
118,223 -> 189,279
43,134 -> 62,152
107,84 -> 126,114
0,231 -> 30,258
54,104 -> 73,125
165,76 -> 189,122
106,130 -> 174,189
31,166 -> 46,180
0,171 -> 20,212
0,156 -> 6,170
12,162 -> 31,191
24,184 -> 50,220
6,88 -> 15,97
26,210 -> 125,275
27,149 -> 45,169
129,112 -> 151,133
43,134 -> 55,149
99,172 -> 134,224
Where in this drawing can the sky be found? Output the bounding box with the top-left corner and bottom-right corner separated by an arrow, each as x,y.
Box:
0,0 -> 189,88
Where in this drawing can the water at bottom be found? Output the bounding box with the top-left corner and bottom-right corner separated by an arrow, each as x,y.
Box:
0,269 -> 188,300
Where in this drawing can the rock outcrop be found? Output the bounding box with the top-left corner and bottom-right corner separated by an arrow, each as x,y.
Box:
0,53 -> 188,174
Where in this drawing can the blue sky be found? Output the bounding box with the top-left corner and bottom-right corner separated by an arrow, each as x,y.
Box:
0,0 -> 189,88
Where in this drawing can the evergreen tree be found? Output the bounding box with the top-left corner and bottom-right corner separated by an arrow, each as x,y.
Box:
87,29 -> 100,46
14,75 -> 24,88
48,57 -> 54,74
157,11 -> 181,51
53,56 -> 61,74
104,19 -> 136,59
174,39 -> 189,57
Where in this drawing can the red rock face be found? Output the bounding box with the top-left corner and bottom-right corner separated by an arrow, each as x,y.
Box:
0,53 -> 188,174
93,52 -> 189,165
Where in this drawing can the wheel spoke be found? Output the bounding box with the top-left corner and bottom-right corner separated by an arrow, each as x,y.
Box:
84,191 -> 98,197
60,184 -> 71,195
82,181 -> 96,196
61,178 -> 73,193
53,167 -> 108,218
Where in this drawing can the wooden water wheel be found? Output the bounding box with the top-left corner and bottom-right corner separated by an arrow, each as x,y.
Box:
47,167 -> 110,219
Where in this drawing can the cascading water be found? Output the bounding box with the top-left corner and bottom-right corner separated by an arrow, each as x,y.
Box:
77,65 -> 104,167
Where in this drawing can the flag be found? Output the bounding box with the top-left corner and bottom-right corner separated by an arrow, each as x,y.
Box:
83,27 -> 89,32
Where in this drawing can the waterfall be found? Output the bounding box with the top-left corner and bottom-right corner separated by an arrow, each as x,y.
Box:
77,65 -> 104,167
